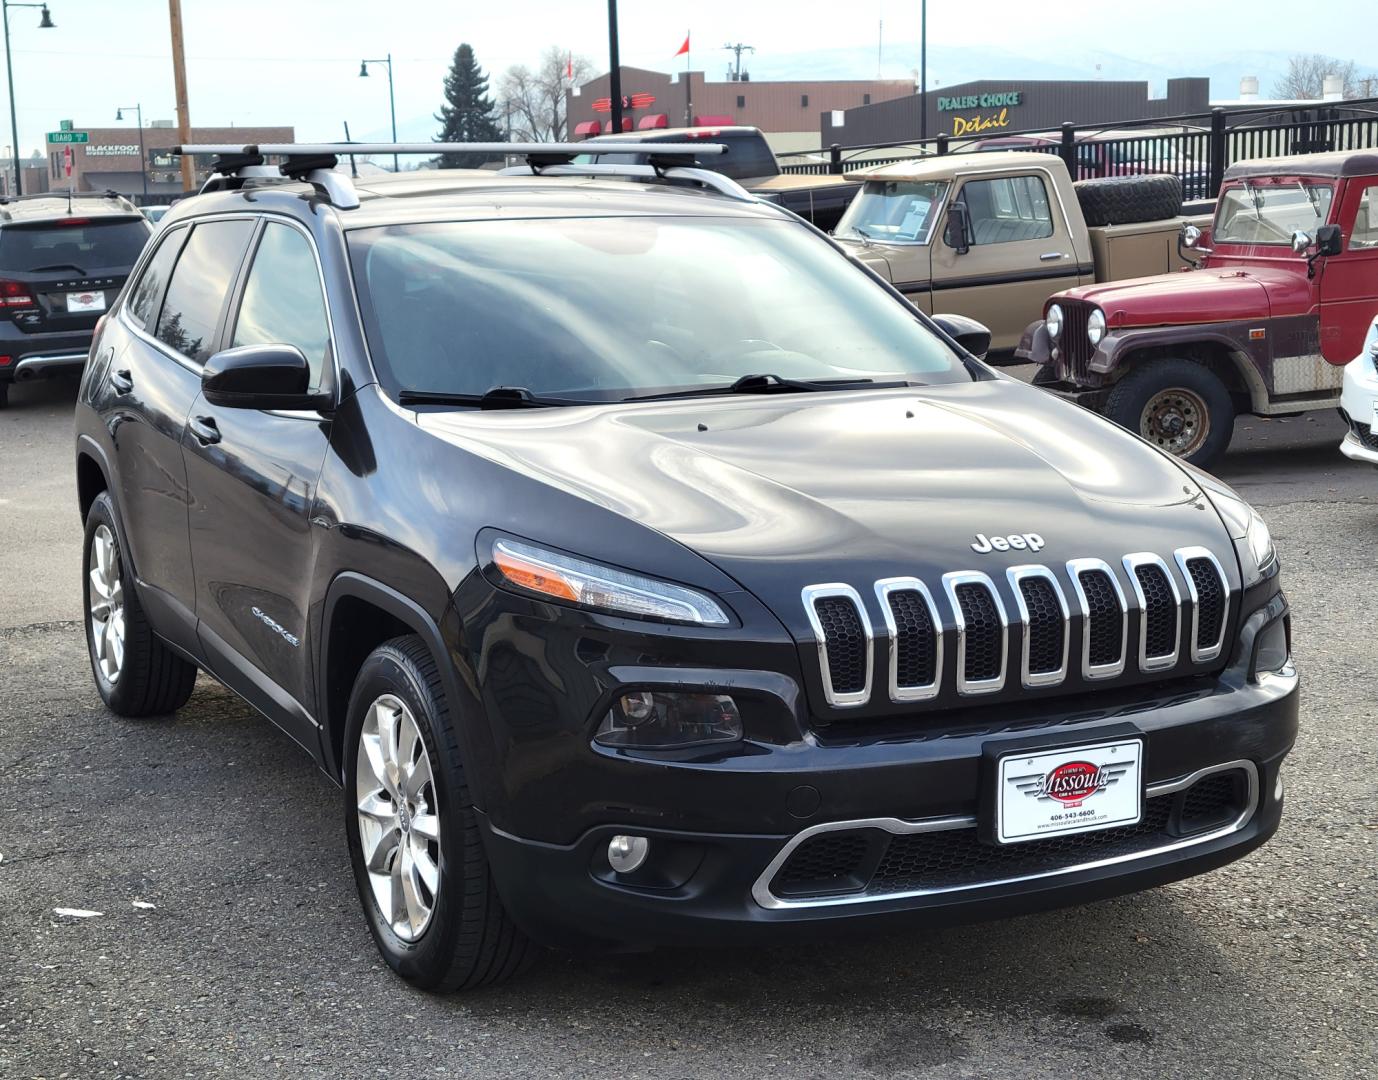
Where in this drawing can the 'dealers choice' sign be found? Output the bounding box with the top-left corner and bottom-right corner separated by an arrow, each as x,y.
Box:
937,91 -> 1025,138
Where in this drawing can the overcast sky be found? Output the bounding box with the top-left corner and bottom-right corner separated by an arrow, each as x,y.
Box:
4,0 -> 1374,154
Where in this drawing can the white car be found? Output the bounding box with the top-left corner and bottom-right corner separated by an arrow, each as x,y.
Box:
1340,317 -> 1378,466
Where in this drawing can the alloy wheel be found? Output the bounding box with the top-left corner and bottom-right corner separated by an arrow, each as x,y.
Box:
88,524 -> 126,685
355,693 -> 442,941
1140,387 -> 1210,457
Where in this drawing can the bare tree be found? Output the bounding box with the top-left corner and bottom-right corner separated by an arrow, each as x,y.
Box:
497,47 -> 595,142
1273,54 -> 1378,99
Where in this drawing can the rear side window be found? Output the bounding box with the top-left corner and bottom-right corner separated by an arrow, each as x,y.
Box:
155,219 -> 255,363
126,226 -> 188,330
231,223 -> 331,390
0,218 -> 150,273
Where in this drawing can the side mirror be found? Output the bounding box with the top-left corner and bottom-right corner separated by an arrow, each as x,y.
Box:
1315,223 -> 1342,256
944,202 -> 971,255
202,344 -> 324,410
932,313 -> 991,359
1182,224 -> 1202,249
1290,230 -> 1313,254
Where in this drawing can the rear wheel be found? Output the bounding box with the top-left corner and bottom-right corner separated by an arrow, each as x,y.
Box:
344,635 -> 537,991
1104,358 -> 1235,467
82,492 -> 198,716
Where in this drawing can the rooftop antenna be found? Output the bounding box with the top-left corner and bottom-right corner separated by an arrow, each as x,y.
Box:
342,120 -> 358,177
722,42 -> 754,82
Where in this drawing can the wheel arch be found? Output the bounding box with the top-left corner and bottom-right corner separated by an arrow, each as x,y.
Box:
74,434 -> 140,579
318,572 -> 485,803
1113,332 -> 1267,414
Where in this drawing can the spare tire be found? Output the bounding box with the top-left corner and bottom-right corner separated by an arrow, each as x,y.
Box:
1074,174 -> 1183,227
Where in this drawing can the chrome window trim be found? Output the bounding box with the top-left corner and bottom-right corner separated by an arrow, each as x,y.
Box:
1005,564 -> 1070,689
941,570 -> 1007,695
873,577 -> 943,702
1174,546 -> 1230,663
1065,557 -> 1128,681
751,759 -> 1259,910
801,583 -> 874,709
1122,551 -> 1183,673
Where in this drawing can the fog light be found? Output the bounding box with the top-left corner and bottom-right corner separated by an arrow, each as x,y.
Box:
1274,772 -> 1284,803
608,834 -> 650,874
596,691 -> 742,749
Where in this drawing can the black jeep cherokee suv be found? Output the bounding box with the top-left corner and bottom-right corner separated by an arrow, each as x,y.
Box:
74,149 -> 1297,992
0,191 -> 151,406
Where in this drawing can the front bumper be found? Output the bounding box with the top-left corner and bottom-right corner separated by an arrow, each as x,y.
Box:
480,654 -> 1298,950
1338,352 -> 1378,465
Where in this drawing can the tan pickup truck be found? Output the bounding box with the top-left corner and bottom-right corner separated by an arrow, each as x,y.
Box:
833,151 -> 1210,358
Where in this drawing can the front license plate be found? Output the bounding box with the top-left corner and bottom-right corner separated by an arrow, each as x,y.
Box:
65,290 -> 106,313
996,738 -> 1143,844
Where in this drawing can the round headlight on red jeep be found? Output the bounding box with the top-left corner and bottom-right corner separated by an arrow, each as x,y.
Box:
1087,308 -> 1107,346
1046,303 -> 1064,339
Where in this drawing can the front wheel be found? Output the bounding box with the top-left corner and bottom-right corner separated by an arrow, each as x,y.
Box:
1104,358 -> 1235,467
343,636 -> 537,991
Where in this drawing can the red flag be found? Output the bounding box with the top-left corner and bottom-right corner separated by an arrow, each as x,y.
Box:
674,34 -> 690,57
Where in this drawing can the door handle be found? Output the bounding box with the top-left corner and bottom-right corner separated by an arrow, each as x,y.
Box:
1039,252 -> 1069,261
109,368 -> 133,393
189,415 -> 221,446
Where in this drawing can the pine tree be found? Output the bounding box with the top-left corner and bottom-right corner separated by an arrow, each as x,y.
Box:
435,44 -> 505,168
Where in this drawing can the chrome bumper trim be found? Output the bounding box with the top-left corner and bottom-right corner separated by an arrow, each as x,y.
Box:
750,759 -> 1259,910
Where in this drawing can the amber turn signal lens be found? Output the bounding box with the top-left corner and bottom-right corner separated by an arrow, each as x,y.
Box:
493,547 -> 580,601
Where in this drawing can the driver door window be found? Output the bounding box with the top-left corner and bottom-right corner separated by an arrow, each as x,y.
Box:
961,175 -> 1054,246
231,222 -> 331,391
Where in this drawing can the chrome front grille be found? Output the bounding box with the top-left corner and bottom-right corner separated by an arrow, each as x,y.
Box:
802,548 -> 1230,709
1059,299 -> 1095,381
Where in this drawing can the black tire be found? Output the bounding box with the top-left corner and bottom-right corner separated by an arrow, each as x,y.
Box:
0,382 -> 9,408
343,635 -> 537,992
1104,358 -> 1235,468
82,491 -> 198,716
1074,174 -> 1183,227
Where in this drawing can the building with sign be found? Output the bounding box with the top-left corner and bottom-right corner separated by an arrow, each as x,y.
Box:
46,123 -> 294,202
567,67 -> 912,154
820,78 -> 1211,148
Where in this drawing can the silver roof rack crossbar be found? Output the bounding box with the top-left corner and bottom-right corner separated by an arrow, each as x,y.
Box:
176,141 -> 729,211
496,162 -> 756,203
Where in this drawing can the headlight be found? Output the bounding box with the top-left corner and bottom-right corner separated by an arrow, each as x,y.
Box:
1087,308 -> 1106,347
490,538 -> 731,625
1241,505 -> 1277,585
1178,465 -> 1278,587
596,690 -> 743,749
1046,303 -> 1064,339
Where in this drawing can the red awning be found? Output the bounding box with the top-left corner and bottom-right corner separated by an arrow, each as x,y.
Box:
693,114 -> 734,126
637,114 -> 668,130
574,121 -> 602,138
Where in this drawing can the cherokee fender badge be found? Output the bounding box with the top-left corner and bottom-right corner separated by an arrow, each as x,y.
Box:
971,532 -> 1044,554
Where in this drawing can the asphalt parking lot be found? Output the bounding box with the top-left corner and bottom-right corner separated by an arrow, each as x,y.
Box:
1,375 -> 1374,1080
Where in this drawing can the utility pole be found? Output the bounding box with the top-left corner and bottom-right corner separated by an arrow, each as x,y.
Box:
607,0 -> 623,134
167,0 -> 193,190
723,42 -> 754,81
919,0 -> 928,143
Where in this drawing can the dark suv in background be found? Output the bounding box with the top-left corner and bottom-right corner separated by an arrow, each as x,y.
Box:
0,191 -> 150,406
74,143 -> 1297,994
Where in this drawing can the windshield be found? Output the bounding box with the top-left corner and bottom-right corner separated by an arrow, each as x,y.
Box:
1213,181 -> 1334,246
348,216 -> 968,402
835,180 -> 948,242
0,217 -> 150,272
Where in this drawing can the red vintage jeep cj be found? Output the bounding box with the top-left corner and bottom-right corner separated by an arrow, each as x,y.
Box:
1019,148 -> 1378,465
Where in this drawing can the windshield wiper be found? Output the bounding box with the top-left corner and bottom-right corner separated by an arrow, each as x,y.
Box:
397,386 -> 587,410
626,373 -> 912,401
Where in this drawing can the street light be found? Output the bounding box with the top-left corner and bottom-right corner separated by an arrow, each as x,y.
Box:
1,2 -> 54,197
359,54 -> 397,173
115,104 -> 148,201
